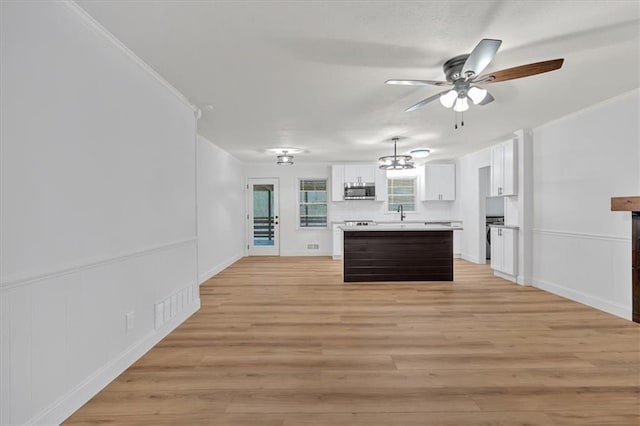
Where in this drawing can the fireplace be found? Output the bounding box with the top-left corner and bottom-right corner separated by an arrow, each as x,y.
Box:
611,196 -> 640,323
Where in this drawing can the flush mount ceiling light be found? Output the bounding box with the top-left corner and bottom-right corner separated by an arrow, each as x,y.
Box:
276,150 -> 294,165
379,138 -> 414,170
409,148 -> 432,158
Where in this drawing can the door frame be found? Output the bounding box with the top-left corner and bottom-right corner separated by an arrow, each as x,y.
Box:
246,177 -> 280,256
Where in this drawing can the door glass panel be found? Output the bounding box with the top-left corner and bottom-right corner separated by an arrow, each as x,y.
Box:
253,184 -> 275,246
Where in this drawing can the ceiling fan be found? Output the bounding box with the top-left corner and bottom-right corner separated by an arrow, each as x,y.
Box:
386,39 -> 564,120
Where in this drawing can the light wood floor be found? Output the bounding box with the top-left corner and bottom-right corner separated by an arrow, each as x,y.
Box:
66,257 -> 640,425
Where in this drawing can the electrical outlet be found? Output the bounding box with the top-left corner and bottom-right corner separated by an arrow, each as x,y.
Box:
125,311 -> 134,331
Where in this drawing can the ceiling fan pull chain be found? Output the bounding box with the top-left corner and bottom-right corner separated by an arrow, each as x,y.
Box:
454,110 -> 458,129
461,110 -> 464,127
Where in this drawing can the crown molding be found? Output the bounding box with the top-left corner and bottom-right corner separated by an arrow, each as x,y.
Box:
63,1 -> 197,112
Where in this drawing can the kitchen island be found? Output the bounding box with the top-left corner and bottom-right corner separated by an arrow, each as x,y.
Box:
341,224 -> 462,282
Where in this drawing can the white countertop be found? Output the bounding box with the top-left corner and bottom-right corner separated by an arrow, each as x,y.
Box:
340,223 -> 463,232
332,219 -> 462,225
488,224 -> 519,229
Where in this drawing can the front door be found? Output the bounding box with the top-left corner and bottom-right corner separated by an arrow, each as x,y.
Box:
247,178 -> 280,256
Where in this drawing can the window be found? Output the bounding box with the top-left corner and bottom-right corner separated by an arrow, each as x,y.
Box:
387,177 -> 416,212
299,179 -> 327,228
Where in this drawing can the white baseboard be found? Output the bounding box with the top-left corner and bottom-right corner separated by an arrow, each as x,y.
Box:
198,252 -> 244,284
281,250 -> 332,257
461,253 -> 482,264
453,252 -> 462,259
494,270 -> 518,283
516,275 -> 532,286
532,277 -> 630,321
32,299 -> 200,425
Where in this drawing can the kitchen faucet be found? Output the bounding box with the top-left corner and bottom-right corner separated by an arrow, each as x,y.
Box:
397,204 -> 406,221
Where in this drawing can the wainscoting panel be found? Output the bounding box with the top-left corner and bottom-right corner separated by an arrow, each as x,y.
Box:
1,241 -> 198,425
532,229 -> 631,320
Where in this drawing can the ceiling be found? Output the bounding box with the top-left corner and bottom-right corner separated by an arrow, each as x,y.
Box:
76,0 -> 639,164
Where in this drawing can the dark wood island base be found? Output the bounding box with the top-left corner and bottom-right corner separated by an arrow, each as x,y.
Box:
343,230 -> 453,282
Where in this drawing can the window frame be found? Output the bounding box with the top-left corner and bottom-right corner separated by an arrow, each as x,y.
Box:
297,178 -> 329,230
386,176 -> 418,214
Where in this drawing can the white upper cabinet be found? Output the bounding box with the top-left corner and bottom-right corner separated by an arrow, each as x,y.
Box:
343,165 -> 375,184
331,165 -> 345,202
490,139 -> 517,197
332,164 -> 383,202
423,163 -> 455,201
375,168 -> 387,201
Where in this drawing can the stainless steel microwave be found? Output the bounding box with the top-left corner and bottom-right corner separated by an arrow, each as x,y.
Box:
344,183 -> 376,200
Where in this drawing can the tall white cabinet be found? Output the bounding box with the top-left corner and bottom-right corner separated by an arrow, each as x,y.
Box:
332,224 -> 343,259
490,227 -> 518,276
423,163 -> 455,201
490,139 -> 517,197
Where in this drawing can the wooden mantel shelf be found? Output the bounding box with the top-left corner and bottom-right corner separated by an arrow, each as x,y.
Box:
611,196 -> 640,212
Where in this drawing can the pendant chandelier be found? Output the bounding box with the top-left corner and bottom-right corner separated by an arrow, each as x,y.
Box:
378,138 -> 414,170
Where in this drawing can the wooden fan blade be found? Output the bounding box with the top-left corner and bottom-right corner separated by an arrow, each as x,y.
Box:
386,79 -> 450,86
478,58 -> 564,83
405,91 -> 448,112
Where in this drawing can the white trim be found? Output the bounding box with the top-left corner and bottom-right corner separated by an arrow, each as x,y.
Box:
461,253 -> 482,264
197,134 -> 243,163
534,88 -> 640,133
517,275 -> 533,286
63,1 -> 196,112
532,228 -> 630,243
30,297 -> 200,425
194,114 -> 201,295
494,270 -> 518,283
281,250 -> 332,257
296,177 -> 329,230
385,176 -> 419,213
246,178 -> 281,256
532,278 -> 630,321
198,253 -> 244,284
1,238 -> 197,289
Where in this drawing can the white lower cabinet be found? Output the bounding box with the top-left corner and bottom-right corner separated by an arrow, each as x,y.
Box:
490,227 -> 517,276
332,224 -> 343,259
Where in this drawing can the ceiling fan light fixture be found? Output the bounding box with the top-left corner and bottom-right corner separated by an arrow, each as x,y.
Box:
467,86 -> 488,104
439,89 -> 458,108
453,97 -> 469,112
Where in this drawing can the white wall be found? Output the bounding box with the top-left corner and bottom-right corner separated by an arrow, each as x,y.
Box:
456,148 -> 492,264
331,165 -> 458,223
197,135 -> 245,282
245,163 -> 334,256
1,2 -> 199,424
531,89 -> 640,320
245,163 -> 460,256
